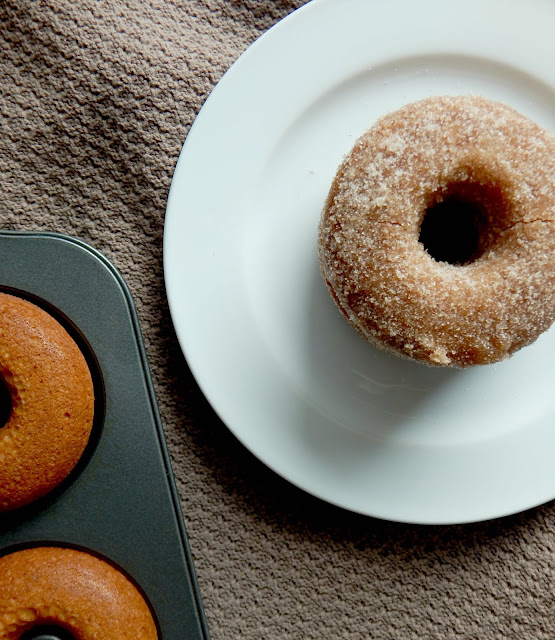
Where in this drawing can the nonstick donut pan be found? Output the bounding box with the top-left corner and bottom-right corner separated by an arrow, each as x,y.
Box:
0,230 -> 209,640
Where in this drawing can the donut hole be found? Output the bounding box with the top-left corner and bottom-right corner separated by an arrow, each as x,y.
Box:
21,626 -> 75,640
0,374 -> 12,429
419,196 -> 485,264
419,179 -> 508,265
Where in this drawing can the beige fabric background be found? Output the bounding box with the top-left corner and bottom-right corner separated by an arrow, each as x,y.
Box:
1,1 -> 555,638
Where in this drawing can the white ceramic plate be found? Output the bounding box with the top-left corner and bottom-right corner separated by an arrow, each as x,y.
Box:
164,0 -> 555,524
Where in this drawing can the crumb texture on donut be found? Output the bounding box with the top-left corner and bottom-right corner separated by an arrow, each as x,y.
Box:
0,292 -> 95,510
318,95 -> 555,366
0,546 -> 158,639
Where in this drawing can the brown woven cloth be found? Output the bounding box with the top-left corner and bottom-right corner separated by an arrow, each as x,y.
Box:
1,2 -> 555,638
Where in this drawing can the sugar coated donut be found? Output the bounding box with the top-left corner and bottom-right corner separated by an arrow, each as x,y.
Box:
0,546 -> 158,639
318,95 -> 555,366
0,292 -> 95,510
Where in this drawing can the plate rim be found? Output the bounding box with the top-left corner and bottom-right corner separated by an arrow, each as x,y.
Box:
163,0 -> 555,524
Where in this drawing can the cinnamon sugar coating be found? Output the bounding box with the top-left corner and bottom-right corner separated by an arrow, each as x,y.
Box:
318,96 -> 555,366
0,292 -> 95,510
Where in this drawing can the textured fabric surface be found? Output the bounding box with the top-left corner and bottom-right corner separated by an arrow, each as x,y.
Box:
1,2 -> 555,639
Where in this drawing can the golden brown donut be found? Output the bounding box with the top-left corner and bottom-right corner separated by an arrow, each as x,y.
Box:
0,292 -> 95,510
318,95 -> 555,366
0,546 -> 158,639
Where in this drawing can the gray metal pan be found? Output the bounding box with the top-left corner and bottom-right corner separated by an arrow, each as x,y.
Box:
0,230 -> 209,640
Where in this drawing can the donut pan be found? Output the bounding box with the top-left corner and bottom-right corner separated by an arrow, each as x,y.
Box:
0,230 -> 210,640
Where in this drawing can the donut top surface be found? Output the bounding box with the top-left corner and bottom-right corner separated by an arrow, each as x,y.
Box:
318,95 -> 555,366
0,292 -> 95,510
0,546 -> 158,639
